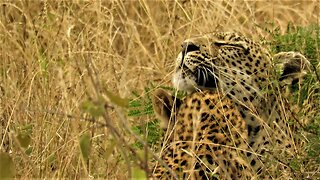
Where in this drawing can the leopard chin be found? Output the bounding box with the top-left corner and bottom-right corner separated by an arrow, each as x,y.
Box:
172,69 -> 218,93
172,70 -> 197,93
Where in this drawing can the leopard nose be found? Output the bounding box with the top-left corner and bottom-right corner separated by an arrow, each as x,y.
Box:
181,42 -> 200,54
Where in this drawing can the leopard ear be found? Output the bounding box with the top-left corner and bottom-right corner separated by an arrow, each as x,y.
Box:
152,89 -> 181,130
274,51 -> 310,85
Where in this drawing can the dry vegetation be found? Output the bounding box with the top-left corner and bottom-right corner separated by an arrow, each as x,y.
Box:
0,1 -> 319,179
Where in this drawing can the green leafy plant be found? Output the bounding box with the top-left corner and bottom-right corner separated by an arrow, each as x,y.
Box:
128,85 -> 187,148
0,152 -> 15,179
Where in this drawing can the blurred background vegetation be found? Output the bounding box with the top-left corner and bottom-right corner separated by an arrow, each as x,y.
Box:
0,1 -> 319,179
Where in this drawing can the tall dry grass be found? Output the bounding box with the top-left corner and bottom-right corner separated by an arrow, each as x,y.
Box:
0,1 -> 319,178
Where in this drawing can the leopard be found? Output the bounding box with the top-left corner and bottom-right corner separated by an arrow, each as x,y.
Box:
151,32 -> 310,179
172,32 -> 309,150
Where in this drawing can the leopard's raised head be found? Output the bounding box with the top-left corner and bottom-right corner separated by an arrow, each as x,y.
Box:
173,32 -> 271,97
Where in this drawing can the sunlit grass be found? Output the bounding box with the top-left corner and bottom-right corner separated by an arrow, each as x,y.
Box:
0,1 -> 319,179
